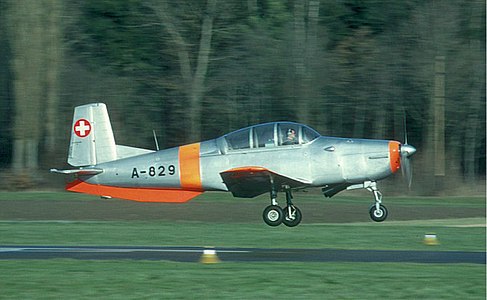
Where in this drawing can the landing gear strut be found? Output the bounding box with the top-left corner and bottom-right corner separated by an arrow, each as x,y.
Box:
262,186 -> 302,227
367,183 -> 388,222
347,181 -> 388,222
282,188 -> 302,227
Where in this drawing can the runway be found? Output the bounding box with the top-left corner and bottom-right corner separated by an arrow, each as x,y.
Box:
0,246 -> 484,264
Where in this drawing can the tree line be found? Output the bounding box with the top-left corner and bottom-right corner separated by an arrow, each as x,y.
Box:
0,0 -> 485,194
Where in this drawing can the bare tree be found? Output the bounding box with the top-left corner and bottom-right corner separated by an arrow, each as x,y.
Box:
292,0 -> 320,125
462,0 -> 485,183
44,0 -> 63,154
149,0 -> 217,142
8,1 -> 45,172
7,0 -> 62,175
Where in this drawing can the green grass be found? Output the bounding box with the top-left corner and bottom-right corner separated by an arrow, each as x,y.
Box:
0,192 -> 484,299
0,220 -> 484,251
0,260 -> 484,299
0,191 -> 483,251
353,196 -> 486,208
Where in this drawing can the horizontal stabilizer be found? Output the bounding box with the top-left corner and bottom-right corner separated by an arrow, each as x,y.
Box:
50,168 -> 103,175
66,180 -> 202,203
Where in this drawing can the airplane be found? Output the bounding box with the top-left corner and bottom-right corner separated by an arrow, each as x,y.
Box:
51,103 -> 416,227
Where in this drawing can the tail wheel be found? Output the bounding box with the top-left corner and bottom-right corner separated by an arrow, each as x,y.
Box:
369,204 -> 388,222
282,206 -> 302,227
263,205 -> 283,226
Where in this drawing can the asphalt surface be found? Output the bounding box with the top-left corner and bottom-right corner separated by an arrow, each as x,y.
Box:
0,245 -> 484,264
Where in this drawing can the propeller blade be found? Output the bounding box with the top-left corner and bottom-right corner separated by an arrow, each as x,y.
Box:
400,112 -> 416,188
400,144 -> 416,188
403,111 -> 408,145
403,156 -> 413,188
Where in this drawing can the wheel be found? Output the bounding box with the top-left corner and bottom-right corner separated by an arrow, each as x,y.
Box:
369,204 -> 388,222
282,206 -> 302,227
263,205 -> 283,226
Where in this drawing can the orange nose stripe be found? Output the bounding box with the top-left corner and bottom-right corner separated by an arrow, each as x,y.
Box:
179,143 -> 203,191
389,141 -> 401,173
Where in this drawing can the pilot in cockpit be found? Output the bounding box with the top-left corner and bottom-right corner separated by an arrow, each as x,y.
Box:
283,128 -> 298,145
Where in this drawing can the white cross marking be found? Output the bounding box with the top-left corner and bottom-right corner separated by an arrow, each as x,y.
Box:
75,120 -> 91,137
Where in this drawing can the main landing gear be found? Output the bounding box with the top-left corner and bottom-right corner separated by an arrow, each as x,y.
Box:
263,187 -> 302,227
347,181 -> 388,222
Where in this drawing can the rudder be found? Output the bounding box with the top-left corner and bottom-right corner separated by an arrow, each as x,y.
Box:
68,103 -> 117,166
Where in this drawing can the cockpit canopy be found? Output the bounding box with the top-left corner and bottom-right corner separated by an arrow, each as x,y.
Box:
222,122 -> 320,151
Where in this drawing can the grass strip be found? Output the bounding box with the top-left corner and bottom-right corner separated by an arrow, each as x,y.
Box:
0,260 -> 484,299
0,221 -> 484,251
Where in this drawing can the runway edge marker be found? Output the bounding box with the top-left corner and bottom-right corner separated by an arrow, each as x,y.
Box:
423,233 -> 440,246
199,247 -> 221,264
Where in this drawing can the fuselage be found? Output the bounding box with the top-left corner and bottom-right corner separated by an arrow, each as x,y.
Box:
85,125 -> 399,195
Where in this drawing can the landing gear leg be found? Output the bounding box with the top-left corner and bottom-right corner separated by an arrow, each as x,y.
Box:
348,181 -> 389,222
282,187 -> 302,227
366,182 -> 388,222
263,189 -> 283,226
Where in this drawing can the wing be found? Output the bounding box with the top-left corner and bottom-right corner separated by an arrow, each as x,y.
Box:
220,166 -> 310,198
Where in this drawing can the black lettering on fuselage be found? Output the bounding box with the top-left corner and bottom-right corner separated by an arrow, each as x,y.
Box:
131,165 -> 177,179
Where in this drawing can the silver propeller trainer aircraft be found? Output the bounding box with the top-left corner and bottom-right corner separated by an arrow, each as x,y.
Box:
51,103 -> 416,227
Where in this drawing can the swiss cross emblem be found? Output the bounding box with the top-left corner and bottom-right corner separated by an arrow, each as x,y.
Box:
74,119 -> 92,138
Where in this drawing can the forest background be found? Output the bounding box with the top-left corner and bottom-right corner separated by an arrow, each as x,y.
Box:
0,0 -> 485,195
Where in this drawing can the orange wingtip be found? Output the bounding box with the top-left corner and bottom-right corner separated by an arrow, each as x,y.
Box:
66,180 -> 202,203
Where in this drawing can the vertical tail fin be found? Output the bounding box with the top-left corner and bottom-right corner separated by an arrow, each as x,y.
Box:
68,103 -> 117,166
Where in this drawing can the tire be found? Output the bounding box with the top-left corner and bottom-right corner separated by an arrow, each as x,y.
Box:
263,205 -> 283,226
369,204 -> 388,222
282,206 -> 302,227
